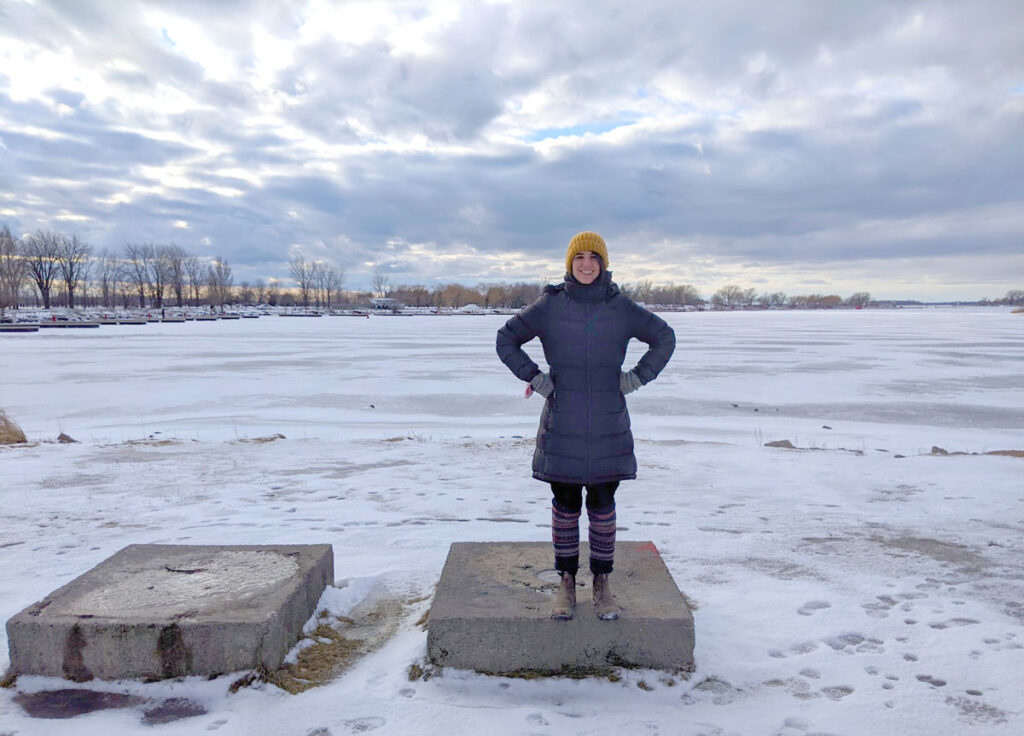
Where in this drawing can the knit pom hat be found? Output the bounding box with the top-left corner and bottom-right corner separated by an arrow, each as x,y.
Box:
565,231 -> 609,274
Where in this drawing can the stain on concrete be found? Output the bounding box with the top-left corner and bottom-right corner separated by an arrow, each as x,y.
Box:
157,623 -> 191,678
62,625 -> 93,682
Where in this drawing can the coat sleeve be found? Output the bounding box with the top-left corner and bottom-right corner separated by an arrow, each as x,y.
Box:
496,297 -> 546,382
627,302 -> 675,385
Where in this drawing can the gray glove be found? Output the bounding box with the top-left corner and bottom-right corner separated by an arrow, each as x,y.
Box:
620,369 -> 644,395
529,372 -> 555,398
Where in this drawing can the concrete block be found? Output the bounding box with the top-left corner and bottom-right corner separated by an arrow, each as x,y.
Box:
6,544 -> 333,681
427,541 -> 694,674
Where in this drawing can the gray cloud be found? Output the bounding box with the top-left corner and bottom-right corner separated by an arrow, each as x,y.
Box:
1,0 -> 1022,299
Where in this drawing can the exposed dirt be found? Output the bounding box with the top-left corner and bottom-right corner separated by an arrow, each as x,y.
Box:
260,597 -> 406,694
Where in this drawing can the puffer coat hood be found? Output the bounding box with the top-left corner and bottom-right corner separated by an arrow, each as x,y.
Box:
496,271 -> 675,484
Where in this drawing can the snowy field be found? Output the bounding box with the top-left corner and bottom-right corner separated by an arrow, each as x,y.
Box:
1,308 -> 1022,735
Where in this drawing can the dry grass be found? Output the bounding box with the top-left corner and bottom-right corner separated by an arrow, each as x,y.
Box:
259,597 -> 406,694
0,410 -> 27,445
233,433 -> 286,444
930,446 -> 1024,458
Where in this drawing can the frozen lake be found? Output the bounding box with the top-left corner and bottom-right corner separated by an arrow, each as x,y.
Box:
4,308 -> 1022,451
2,308 -> 1023,735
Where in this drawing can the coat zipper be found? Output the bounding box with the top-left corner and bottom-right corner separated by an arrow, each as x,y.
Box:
586,299 -> 592,481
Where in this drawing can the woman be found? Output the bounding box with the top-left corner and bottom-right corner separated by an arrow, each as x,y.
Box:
496,231 -> 675,620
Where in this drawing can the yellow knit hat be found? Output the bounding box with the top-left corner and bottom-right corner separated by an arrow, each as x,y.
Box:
565,231 -> 609,274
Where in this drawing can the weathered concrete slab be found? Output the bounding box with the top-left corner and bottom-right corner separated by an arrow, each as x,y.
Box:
427,541 -> 694,674
6,544 -> 333,681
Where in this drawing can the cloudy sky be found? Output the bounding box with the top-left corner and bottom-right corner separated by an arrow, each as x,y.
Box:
1,0 -> 1022,299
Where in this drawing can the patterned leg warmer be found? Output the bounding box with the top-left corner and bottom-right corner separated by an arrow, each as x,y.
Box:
552,500 -> 581,575
588,503 -> 616,575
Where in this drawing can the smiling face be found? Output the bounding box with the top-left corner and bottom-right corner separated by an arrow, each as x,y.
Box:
571,250 -> 602,285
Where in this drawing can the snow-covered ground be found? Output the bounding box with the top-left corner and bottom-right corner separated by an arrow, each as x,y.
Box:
1,308 -> 1022,735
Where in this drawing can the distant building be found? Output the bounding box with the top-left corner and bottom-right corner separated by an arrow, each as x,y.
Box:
371,297 -> 402,310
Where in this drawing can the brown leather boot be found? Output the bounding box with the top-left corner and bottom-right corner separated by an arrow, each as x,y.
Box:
551,572 -> 576,620
592,573 -> 620,620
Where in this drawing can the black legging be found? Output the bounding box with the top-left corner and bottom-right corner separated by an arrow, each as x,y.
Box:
550,481 -> 618,511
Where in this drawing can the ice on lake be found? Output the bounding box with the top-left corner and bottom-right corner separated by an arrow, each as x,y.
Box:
1,308 -> 1022,735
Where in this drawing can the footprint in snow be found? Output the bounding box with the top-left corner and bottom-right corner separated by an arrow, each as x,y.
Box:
763,677 -> 817,700
821,685 -> 854,700
824,633 -> 884,654
780,716 -> 811,732
790,641 -> 818,655
929,618 -> 980,629
681,676 -> 746,706
861,595 -> 898,618
797,600 -> 831,616
343,717 -> 386,732
767,641 -> 818,659
526,713 -> 549,726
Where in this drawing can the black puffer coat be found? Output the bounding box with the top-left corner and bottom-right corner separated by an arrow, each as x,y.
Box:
496,271 -> 675,485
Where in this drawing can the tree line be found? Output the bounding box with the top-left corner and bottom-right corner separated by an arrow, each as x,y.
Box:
2,225 -> 1021,312
373,274 -> 544,309
0,226 -> 240,310
702,285 -> 873,310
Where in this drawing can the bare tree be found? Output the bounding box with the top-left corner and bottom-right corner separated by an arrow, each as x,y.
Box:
325,266 -> 345,308
238,281 -> 254,305
430,282 -> 484,309
265,278 -> 280,306
207,256 -> 234,306
847,291 -> 871,308
711,284 -> 749,309
164,244 -> 187,307
372,271 -> 392,299
23,230 -> 63,308
146,244 -> 174,308
123,243 -> 153,308
483,284 -> 505,308
630,280 -> 655,304
115,260 -> 134,307
253,279 -> 266,305
674,284 -> 704,306
289,253 -> 313,307
755,291 -> 787,309
0,225 -> 27,312
92,249 -> 119,308
183,253 -> 204,306
55,233 -> 92,309
310,260 -> 326,307
391,284 -> 432,307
